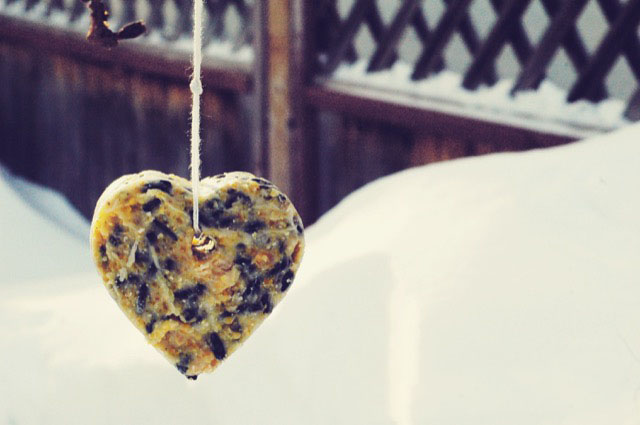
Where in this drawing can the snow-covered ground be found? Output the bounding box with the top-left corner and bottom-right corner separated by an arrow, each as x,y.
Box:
1,123 -> 640,425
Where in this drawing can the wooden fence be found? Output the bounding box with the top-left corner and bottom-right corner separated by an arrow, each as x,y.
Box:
1,0 -> 638,224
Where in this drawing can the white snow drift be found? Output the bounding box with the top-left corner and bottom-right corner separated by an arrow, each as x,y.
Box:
1,123 -> 639,425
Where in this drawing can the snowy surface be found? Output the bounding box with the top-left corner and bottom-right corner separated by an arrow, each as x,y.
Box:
1,123 -> 640,425
332,60 -> 630,135
0,166 -> 92,282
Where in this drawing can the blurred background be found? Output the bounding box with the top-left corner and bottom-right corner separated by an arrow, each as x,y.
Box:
2,3 -> 640,423
1,0 -> 639,225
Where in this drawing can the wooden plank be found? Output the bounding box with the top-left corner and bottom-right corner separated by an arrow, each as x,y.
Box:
411,0 -> 474,80
625,88 -> 640,121
364,2 -> 387,42
166,0 -> 192,41
451,1 -> 498,86
410,6 -> 445,72
205,0 -> 229,40
146,0 -> 166,33
323,1 -> 359,63
69,0 -> 86,22
253,0 -> 269,177
262,0 -> 318,222
367,0 -> 420,72
568,0 -> 640,102
0,14 -> 253,92
321,0 -> 371,75
489,0 -> 535,69
537,0 -> 606,99
410,134 -> 469,166
512,0 -> 590,93
305,81 -> 596,148
46,0 -> 65,14
462,0 -> 533,90
290,0 -> 320,223
596,0 -> 640,82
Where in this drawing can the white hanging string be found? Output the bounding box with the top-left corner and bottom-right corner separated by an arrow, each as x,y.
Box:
190,0 -> 204,235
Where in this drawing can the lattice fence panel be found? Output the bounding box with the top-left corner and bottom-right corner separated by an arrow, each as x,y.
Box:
317,0 -> 640,121
0,0 -> 254,56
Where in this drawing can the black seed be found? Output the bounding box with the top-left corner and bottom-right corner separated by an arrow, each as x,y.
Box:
238,302 -> 264,313
182,307 -> 199,322
99,245 -> 107,262
142,197 -> 162,212
277,194 -> 287,204
142,180 -> 172,194
164,258 -> 177,271
161,314 -> 183,323
268,257 -> 291,277
293,216 -> 303,234
244,275 -> 263,295
219,311 -> 233,319
198,212 -> 211,227
224,188 -> 251,209
234,254 -> 252,267
147,263 -> 158,277
236,261 -> 257,278
136,283 -> 149,315
115,275 -> 126,288
187,375 -> 198,380
261,292 -> 273,313
280,270 -> 294,292
244,220 -> 266,234
236,243 -> 246,252
199,198 -> 238,229
206,332 -> 226,360
230,320 -> 242,333
174,283 -> 207,300
113,224 -> 124,234
135,250 -> 149,264
145,316 -> 157,334
176,353 -> 192,374
218,215 -> 235,228
252,177 -> 272,186
127,274 -> 141,285
213,173 -> 226,179
152,218 -> 178,241
108,234 -> 121,247
146,230 -> 157,244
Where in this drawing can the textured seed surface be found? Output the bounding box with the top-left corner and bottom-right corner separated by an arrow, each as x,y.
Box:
91,171 -> 304,378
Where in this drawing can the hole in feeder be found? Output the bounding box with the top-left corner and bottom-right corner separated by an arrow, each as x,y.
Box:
192,234 -> 216,259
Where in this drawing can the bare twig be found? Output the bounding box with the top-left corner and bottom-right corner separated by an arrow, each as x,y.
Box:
82,0 -> 146,47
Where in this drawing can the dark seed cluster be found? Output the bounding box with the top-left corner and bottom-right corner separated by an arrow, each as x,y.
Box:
206,332 -> 227,360
174,283 -> 208,323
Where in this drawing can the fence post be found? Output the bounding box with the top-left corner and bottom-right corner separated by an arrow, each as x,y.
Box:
254,0 -> 319,224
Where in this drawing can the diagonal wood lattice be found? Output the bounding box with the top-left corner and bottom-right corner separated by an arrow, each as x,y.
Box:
3,0 -> 639,120
4,0 -> 253,50
317,0 -> 640,120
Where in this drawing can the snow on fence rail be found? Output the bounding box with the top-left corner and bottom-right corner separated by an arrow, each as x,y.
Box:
315,0 -> 640,123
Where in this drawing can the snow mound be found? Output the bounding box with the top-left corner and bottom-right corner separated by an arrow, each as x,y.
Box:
1,123 -> 640,425
0,166 -> 92,282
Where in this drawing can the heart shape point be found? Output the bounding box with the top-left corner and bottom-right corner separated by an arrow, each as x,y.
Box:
91,171 -> 304,378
